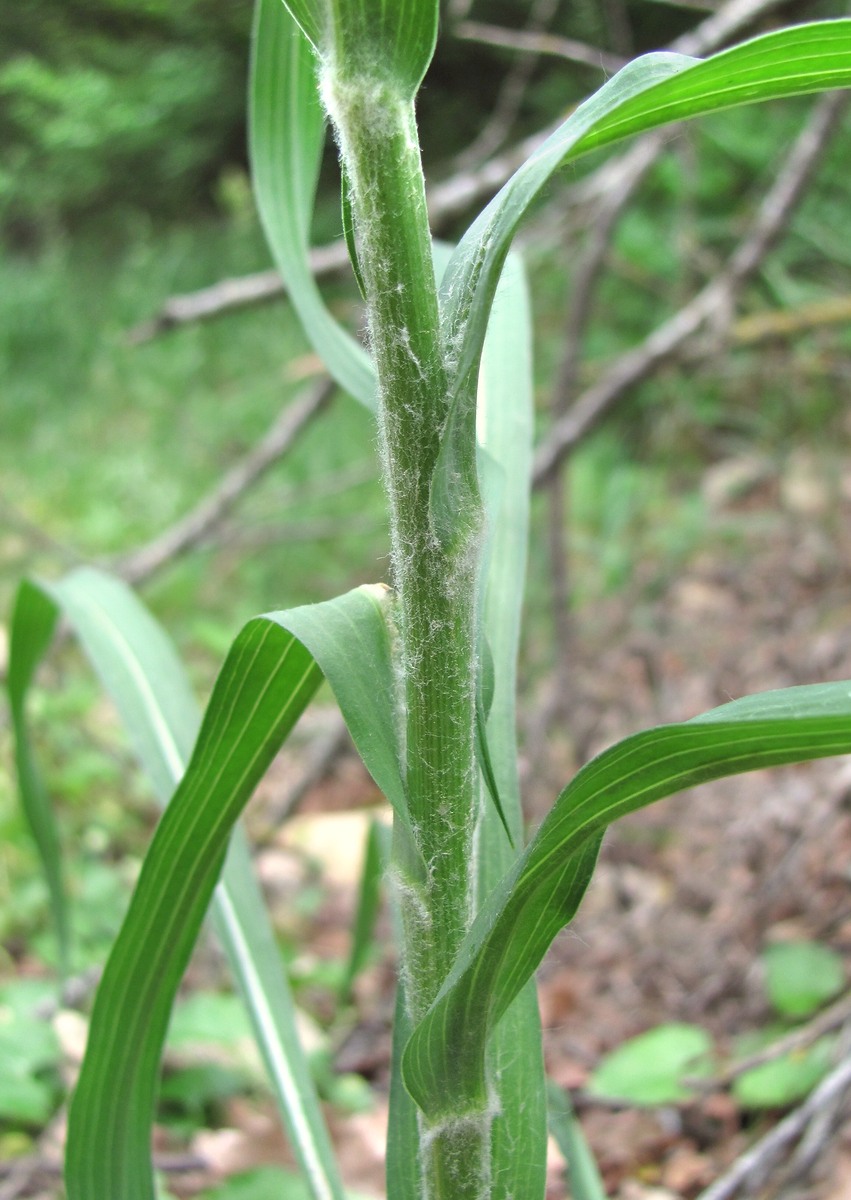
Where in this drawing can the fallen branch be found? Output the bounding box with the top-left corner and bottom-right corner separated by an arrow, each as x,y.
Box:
687,990 -> 851,1093
532,90 -> 849,488
116,378 -> 335,586
696,1051 -> 851,1200
453,20 -> 625,75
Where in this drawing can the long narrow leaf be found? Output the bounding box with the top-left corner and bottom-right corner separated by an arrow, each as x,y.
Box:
547,1081 -> 609,1200
7,582 -> 67,975
64,609 -> 323,1200
9,568 -> 405,1200
441,20 -> 851,395
251,0 -> 376,407
403,681 -> 851,1119
14,569 -> 347,1199
475,252 -> 549,1200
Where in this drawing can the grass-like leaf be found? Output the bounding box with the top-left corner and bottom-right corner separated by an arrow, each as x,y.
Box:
9,575 -> 342,1192
403,681 -> 851,1119
474,252 -> 549,1199
251,0 -> 375,407
442,20 -> 851,396
7,582 -> 67,976
63,597 -> 322,1199
547,1082 -> 609,1200
7,568 -> 403,1199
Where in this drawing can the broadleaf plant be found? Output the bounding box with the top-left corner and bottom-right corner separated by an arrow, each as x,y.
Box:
8,5 -> 851,1200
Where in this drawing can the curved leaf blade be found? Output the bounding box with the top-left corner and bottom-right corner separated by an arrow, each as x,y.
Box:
442,20 -> 851,392
9,568 -> 404,1200
403,681 -> 851,1119
65,613 -> 324,1200
9,571 -> 346,1200
251,0 -> 376,407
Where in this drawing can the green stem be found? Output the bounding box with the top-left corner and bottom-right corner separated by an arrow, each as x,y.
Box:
323,66 -> 487,1200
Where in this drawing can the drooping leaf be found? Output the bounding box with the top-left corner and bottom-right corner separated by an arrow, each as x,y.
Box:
251,0 -> 375,407
441,20 -> 851,396
59,573 -> 405,1200
403,680 -> 851,1120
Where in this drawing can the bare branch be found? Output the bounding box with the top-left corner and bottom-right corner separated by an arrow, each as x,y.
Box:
696,1052 -> 851,1200
453,20 -> 626,75
127,243 -> 350,344
532,90 -> 849,488
116,378 -> 335,586
451,0 -> 563,172
686,990 -> 851,1093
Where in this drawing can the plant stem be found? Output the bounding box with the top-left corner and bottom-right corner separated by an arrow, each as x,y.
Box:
323,68 -> 487,1199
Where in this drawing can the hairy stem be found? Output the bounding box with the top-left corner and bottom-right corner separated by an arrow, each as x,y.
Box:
322,59 -> 487,1200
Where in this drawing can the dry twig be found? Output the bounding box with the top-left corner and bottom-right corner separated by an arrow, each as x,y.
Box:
532,90 -> 849,488
696,1052 -> 851,1200
453,20 -> 625,75
451,0 -> 564,172
686,991 -> 851,1094
116,378 -> 335,586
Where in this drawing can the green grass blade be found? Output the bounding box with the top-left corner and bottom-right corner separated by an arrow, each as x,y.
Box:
339,817 -> 391,1001
64,610 -> 324,1200
547,1081 -> 609,1200
442,19 -> 851,394
251,0 -> 376,408
7,582 -> 67,976
403,680 -> 851,1120
475,252 -> 549,1199
10,575 -> 344,1198
10,568 -> 403,1199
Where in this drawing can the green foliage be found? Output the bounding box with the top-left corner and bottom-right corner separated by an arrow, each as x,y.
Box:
588,1024 -> 713,1105
0,980 -> 61,1126
0,0 -> 253,237
733,1034 -> 837,1109
762,940 -> 845,1019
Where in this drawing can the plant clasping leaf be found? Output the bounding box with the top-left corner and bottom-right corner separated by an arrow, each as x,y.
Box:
403,680 -> 851,1120
285,0 -> 439,99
